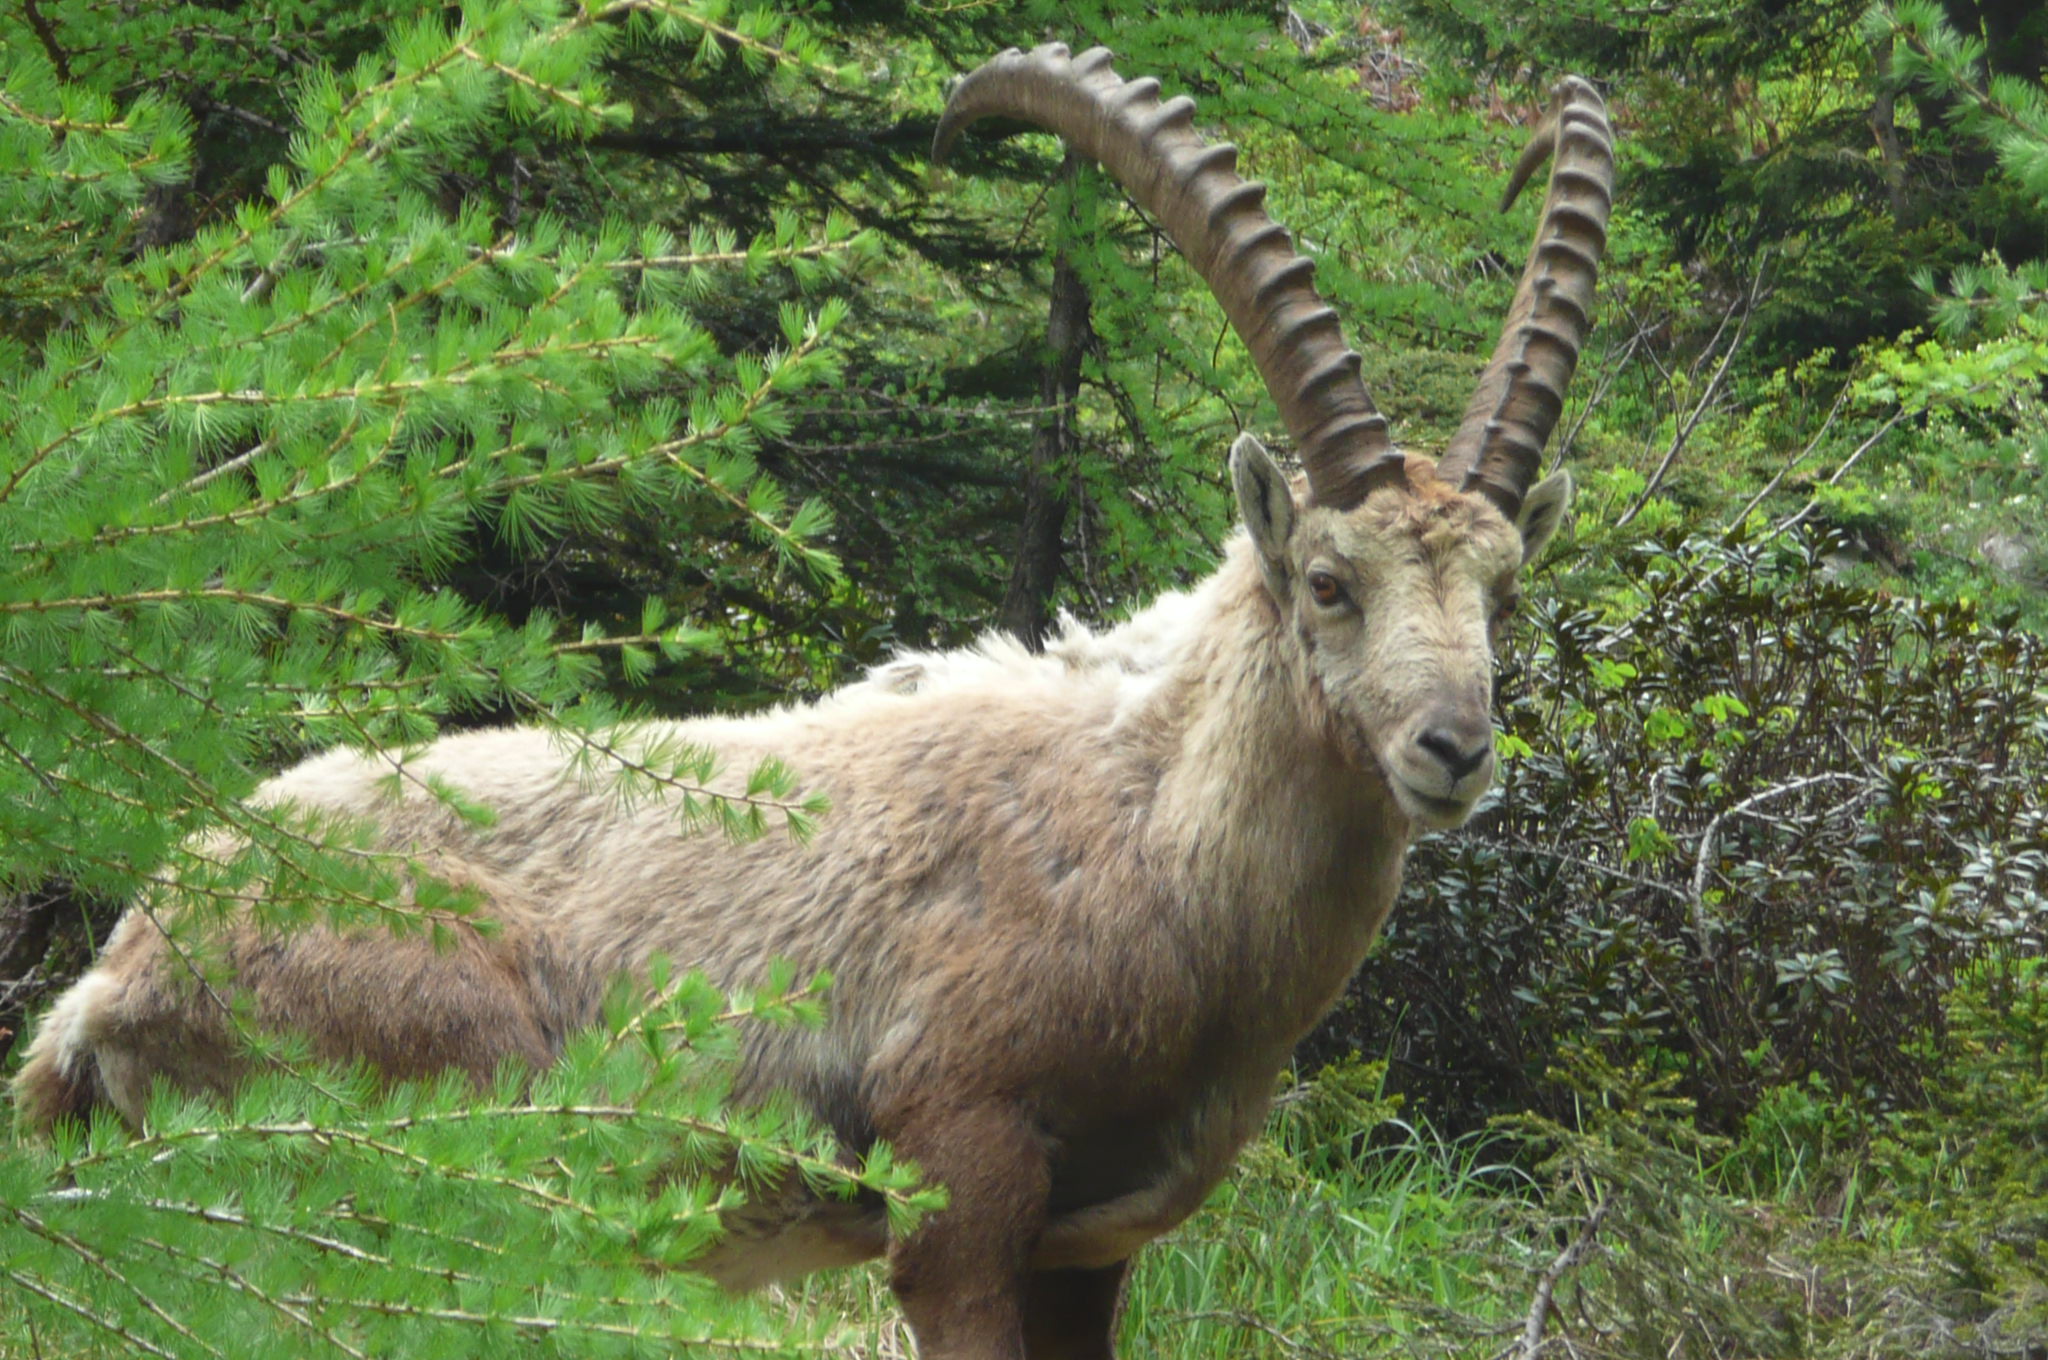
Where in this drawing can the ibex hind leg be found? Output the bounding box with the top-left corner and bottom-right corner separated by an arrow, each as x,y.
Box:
27,870 -> 584,1130
882,1102 -> 1055,1360
12,973 -> 126,1136
29,954 -> 252,1130
691,1193 -> 889,1291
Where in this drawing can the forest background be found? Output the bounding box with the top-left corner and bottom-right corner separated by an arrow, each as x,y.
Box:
0,0 -> 2045,1354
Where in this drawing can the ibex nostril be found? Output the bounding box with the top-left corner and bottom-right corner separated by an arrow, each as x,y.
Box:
1418,728 -> 1490,782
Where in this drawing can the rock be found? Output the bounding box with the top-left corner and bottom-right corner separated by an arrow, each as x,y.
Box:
1979,531 -> 2033,578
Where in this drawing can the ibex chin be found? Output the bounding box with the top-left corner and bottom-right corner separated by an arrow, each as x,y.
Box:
15,44 -> 1613,1360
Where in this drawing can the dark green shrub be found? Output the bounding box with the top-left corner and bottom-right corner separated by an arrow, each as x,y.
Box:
1855,957 -> 2048,1351
1311,525 -> 2048,1136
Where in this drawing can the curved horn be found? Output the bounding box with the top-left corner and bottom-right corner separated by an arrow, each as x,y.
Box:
935,44 -> 1404,509
1436,78 -> 1614,522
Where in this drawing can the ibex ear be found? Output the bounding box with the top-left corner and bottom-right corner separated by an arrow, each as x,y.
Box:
1231,434 -> 1296,600
1516,470 -> 1572,568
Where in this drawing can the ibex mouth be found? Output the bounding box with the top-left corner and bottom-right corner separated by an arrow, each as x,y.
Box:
1393,783 -> 1481,831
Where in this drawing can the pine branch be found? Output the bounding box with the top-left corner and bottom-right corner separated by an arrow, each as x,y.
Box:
602,0 -> 820,70
0,588 -> 471,642
60,1119 -> 609,1221
0,90 -> 128,134
3,1269 -> 184,1360
132,1233 -> 375,1360
7,1208 -> 228,1360
269,1292 -> 833,1355
590,116 -> 934,160
615,239 -> 858,270
560,723 -> 826,831
17,330 -> 666,478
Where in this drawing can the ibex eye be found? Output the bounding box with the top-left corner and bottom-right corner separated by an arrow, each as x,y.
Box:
1308,572 -> 1345,607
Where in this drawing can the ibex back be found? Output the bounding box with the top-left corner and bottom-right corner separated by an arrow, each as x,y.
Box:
14,45 -> 1614,1360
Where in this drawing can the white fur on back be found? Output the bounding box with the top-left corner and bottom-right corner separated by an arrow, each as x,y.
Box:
849,567 -> 1225,731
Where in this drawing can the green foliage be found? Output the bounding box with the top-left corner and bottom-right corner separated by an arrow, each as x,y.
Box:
1376,0 -> 2048,644
1120,1001 -> 2045,1359
1880,0 -> 2048,205
1,969 -> 939,1357
5,0 -> 2048,1352
0,3 -> 905,1352
1481,1050 -> 1798,1360
1844,958 -> 2048,1351
0,0 -> 852,916
1390,0 -> 2048,358
1124,1061 -> 1513,1358
1120,1053 -> 1800,1359
1313,524 -> 2048,1135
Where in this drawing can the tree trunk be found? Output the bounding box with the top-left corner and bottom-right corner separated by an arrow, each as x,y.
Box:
1869,34 -> 1909,225
999,155 -> 1093,652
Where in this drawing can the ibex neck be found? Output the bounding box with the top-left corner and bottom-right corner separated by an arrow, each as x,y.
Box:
1140,545 -> 1413,1035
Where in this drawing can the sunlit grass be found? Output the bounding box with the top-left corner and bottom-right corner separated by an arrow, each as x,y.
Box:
1125,1119 -> 1529,1358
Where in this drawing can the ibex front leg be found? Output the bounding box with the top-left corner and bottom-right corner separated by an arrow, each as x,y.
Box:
885,1102 -> 1052,1360
1022,1261 -> 1130,1360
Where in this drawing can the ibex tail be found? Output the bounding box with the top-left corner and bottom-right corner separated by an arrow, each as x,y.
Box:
11,974 -> 114,1138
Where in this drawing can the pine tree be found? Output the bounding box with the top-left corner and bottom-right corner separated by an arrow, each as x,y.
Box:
1,2 -> 939,1352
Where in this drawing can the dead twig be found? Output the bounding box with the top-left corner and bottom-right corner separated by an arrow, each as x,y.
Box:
1616,253 -> 1770,530
1689,772 -> 1870,961
1501,1196 -> 1609,1360
1722,380 -> 1853,532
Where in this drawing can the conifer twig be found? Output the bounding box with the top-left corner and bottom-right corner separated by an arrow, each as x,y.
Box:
562,725 -> 822,824
613,239 -> 852,270
7,1210 -> 226,1360
1502,1195 -> 1608,1360
3,1269 -> 181,1360
0,587 -> 470,642
133,1235 -> 373,1360
272,1293 -> 829,1354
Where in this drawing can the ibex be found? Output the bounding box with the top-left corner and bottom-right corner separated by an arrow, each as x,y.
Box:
14,44 -> 1613,1360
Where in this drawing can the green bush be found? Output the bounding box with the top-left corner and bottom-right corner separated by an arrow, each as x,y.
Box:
1842,957 -> 2048,1353
1311,524 -> 2048,1136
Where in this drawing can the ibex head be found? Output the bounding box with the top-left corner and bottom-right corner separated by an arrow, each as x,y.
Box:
937,48 -> 1613,829
1228,438 -> 1571,827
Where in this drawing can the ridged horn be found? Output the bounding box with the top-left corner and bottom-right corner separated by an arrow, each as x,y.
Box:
934,44 -> 1404,509
1435,77 -> 1614,522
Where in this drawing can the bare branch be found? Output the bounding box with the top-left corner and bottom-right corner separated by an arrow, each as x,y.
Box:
1722,381 -> 1853,532
1615,253 -> 1770,530
20,0 -> 71,82
1759,409 -> 1908,544
1501,1196 -> 1609,1360
1689,772 -> 1871,960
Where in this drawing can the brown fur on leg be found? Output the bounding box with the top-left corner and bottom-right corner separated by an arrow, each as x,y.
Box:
886,1104 -> 1052,1360
1022,1260 -> 1129,1360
